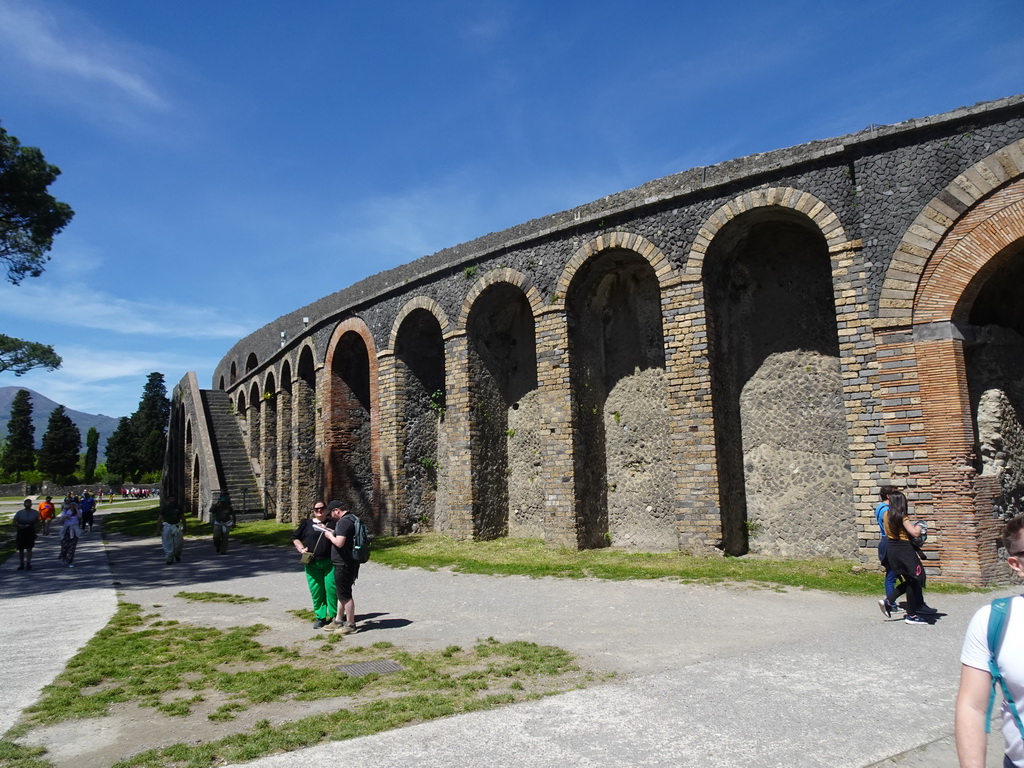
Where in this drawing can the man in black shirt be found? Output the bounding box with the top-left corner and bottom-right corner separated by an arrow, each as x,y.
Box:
319,500 -> 360,634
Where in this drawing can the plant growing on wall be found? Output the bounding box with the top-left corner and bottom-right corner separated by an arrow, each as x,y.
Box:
428,389 -> 446,418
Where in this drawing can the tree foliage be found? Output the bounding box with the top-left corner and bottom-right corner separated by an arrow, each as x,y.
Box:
1,388 -> 35,478
37,405 -> 81,482
84,426 -> 99,483
0,122 -> 73,376
103,373 -> 171,481
132,372 -> 171,474
0,123 -> 74,283
105,417 -> 134,480
0,334 -> 61,376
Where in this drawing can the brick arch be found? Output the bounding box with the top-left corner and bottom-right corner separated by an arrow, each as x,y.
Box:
387,296 -> 453,351
686,187 -> 851,274
555,231 -> 675,308
290,340 -> 319,378
324,316 -> 380,526
914,179 -> 1024,326
325,317 -> 378,372
880,138 -> 1024,328
456,268 -> 545,333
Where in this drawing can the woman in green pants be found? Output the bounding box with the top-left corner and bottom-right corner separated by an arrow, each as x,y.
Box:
292,502 -> 336,628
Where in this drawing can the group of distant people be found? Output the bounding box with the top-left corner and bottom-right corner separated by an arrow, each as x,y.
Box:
13,491 -> 98,569
122,487 -> 158,499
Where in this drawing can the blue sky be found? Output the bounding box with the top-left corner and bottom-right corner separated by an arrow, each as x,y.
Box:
0,0 -> 1021,418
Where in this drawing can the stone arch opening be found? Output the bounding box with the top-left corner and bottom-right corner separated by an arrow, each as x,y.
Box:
218,375 -> 225,390
191,455 -> 200,518
327,331 -> 374,521
245,353 -> 258,373
704,209 -> 855,557
248,380 -> 262,466
566,248 -> 671,550
237,390 -> 247,415
278,360 -> 294,522
295,347 -> 318,510
230,362 -> 237,385
966,242 -> 1024,518
394,308 -> 446,533
466,283 -> 539,540
263,372 -> 278,518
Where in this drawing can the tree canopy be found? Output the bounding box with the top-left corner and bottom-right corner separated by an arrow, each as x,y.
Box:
104,373 -> 171,481
0,122 -> 72,376
105,416 -> 135,480
0,123 -> 74,284
84,426 -> 99,483
1,388 -> 35,478
0,334 -> 61,376
133,372 -> 171,475
37,404 -> 81,482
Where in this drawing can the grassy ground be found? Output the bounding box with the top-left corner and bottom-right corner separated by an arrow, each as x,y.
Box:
2,602 -> 587,768
103,504 -> 979,596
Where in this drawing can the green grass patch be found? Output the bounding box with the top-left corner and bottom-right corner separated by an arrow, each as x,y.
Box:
370,534 -> 979,596
11,601 -> 583,768
100,505 -> 981,597
175,592 -> 268,605
100,504 -> 164,537
101,505 -> 295,548
0,739 -> 50,768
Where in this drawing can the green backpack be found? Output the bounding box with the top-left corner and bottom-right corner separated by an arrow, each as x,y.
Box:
350,514 -> 372,564
986,596 -> 1024,737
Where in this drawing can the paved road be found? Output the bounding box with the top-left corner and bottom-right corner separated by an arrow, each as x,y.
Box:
0,501 -> 1010,766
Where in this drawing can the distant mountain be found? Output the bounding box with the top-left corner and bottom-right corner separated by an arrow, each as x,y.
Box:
0,386 -> 123,461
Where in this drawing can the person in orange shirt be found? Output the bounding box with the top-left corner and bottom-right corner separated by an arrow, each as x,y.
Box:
37,496 -> 55,536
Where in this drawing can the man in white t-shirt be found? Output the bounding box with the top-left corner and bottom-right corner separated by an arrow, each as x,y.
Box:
957,514 -> 1024,768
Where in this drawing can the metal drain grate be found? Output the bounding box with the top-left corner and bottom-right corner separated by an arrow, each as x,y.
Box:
337,659 -> 403,678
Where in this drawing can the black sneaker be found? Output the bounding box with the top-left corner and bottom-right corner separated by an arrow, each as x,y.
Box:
916,605 -> 938,615
878,599 -> 891,618
905,614 -> 929,625
313,618 -> 328,629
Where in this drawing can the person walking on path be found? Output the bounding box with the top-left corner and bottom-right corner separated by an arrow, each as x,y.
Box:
209,491 -> 236,555
37,496 -> 55,536
157,494 -> 186,564
13,498 -> 39,570
881,490 -> 935,625
58,502 -> 81,567
79,491 -> 97,533
956,513 -> 1024,768
292,501 -> 336,629
876,485 -> 906,616
318,500 -> 360,634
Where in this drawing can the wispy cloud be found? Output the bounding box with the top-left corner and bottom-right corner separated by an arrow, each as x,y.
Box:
0,278 -> 251,339
0,0 -> 170,123
7,345 -> 217,417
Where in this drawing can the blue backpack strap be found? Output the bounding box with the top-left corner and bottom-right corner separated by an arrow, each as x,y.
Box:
986,596 -> 1024,737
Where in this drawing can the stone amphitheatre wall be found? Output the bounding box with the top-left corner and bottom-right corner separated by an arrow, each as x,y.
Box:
167,95 -> 1024,583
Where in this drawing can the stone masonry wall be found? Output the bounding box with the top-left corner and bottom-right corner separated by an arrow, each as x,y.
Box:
163,96 -> 1024,584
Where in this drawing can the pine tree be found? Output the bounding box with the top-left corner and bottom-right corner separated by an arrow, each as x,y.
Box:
105,417 -> 135,480
84,426 -> 99,483
131,372 -> 170,475
37,405 -> 81,482
2,388 -> 35,478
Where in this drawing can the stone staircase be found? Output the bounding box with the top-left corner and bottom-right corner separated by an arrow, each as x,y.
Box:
200,390 -> 265,518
